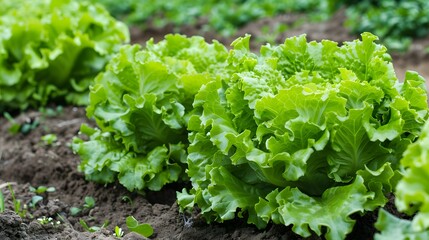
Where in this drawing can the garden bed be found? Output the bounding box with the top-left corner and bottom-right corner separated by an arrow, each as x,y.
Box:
1,9 -> 428,240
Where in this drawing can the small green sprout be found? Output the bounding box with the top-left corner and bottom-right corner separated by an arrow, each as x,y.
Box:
21,119 -> 40,134
0,190 -> 4,213
8,184 -> 28,218
121,195 -> 133,205
40,106 -> 63,117
83,196 -> 95,209
114,226 -> 124,238
4,112 -> 40,135
29,186 -> 56,194
29,185 -> 56,208
79,219 -> 109,232
70,196 -> 96,216
3,112 -> 21,134
29,195 -> 43,208
41,134 -> 58,145
70,207 -> 81,216
126,216 -> 153,238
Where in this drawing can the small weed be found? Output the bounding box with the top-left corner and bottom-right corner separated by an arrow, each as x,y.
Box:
29,185 -> 56,208
3,106 -> 62,135
29,186 -> 56,195
40,105 -> 63,117
0,190 -> 4,213
70,196 -> 95,216
126,216 -> 153,238
29,195 -> 44,208
70,207 -> 81,216
20,120 -> 39,134
79,219 -> 109,232
3,112 -> 21,134
4,112 -> 39,135
37,216 -> 61,226
8,184 -> 28,218
40,134 -> 58,146
83,196 -> 95,209
114,226 -> 124,238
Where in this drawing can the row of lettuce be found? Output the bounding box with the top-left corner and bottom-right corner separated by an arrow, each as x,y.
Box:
1,1 -> 429,239
71,32 -> 429,239
86,0 -> 429,51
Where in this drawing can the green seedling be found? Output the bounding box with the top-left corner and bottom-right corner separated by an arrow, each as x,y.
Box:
121,195 -> 133,205
40,106 -> 63,117
83,196 -> 95,209
41,134 -> 58,146
3,112 -> 21,134
0,190 -> 4,213
8,184 -> 27,218
70,207 -> 81,216
29,195 -> 44,208
20,119 -> 39,134
29,186 -> 56,195
79,219 -> 109,232
4,112 -> 40,135
3,107 -> 62,136
29,185 -> 56,208
114,226 -> 124,238
126,216 -> 153,238
70,196 -> 96,216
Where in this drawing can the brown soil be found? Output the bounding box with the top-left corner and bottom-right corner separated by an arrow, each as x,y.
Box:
1,9 -> 428,240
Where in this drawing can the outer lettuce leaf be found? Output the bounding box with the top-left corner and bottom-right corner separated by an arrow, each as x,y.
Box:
0,0 -> 129,111
394,120 -> 429,232
255,163 -> 397,240
179,33 -> 428,239
73,124 -> 187,191
73,34 -> 229,191
373,72 -> 429,239
257,176 -> 370,239
375,209 -> 429,240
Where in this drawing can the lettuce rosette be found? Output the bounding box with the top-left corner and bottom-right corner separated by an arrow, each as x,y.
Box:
178,33 -> 428,239
72,34 -> 229,191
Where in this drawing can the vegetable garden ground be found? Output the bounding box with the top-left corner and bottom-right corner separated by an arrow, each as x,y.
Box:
1,8 -> 429,240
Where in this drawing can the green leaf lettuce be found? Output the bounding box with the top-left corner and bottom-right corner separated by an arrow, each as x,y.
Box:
178,33 -> 427,239
73,34 -> 229,191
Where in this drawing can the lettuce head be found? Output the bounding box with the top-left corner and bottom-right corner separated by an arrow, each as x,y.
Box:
178,33 -> 428,239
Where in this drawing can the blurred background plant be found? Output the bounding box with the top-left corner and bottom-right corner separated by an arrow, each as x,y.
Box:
85,0 -> 429,52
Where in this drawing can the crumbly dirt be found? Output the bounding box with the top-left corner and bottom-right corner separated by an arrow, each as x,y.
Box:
1,9 -> 428,240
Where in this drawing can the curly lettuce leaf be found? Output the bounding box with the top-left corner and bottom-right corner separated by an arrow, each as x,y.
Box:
178,33 -> 428,239
375,209 -> 429,240
72,124 -> 187,191
257,175 -> 371,239
74,34 -> 229,192
394,120 -> 429,232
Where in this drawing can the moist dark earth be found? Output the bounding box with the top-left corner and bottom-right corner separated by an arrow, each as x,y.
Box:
1,10 -> 428,240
